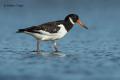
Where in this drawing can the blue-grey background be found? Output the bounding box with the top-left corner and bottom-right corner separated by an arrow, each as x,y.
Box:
0,0 -> 120,80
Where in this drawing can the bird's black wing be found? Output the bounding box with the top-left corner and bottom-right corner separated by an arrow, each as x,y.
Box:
17,20 -> 64,34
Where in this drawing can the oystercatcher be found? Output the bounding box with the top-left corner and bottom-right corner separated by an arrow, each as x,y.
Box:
17,14 -> 88,52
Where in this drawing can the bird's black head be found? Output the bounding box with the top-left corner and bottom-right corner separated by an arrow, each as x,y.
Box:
65,14 -> 88,30
65,14 -> 79,23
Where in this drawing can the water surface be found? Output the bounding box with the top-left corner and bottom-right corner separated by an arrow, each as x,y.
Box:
0,0 -> 120,80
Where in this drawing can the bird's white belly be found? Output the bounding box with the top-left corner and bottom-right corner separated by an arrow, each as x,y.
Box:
25,24 -> 67,40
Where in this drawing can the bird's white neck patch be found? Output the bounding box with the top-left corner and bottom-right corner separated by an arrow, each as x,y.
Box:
69,17 -> 75,24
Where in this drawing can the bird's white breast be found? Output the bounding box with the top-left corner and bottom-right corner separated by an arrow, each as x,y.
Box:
56,24 -> 67,39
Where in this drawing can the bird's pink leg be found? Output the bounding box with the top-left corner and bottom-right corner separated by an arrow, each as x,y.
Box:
53,41 -> 59,52
36,40 -> 40,53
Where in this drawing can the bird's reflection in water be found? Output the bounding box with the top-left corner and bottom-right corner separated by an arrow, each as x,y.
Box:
31,50 -> 66,57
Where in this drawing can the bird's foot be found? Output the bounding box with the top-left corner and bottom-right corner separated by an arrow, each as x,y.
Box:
51,50 -> 66,57
54,50 -> 61,52
31,50 -> 41,54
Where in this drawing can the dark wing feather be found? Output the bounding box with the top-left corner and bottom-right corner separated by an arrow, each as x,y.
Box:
17,20 -> 64,33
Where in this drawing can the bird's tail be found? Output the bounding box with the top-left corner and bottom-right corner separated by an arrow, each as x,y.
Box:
16,29 -> 25,33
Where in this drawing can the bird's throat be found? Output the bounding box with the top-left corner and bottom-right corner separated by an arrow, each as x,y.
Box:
64,20 -> 73,32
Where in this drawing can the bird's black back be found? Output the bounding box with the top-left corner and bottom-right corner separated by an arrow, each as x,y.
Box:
17,20 -> 64,33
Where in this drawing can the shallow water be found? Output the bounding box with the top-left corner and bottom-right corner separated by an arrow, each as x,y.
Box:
0,0 -> 120,80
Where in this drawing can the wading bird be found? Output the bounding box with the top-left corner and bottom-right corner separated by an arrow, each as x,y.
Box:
17,14 -> 88,52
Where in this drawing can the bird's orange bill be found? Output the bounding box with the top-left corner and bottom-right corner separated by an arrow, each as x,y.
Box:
77,19 -> 88,30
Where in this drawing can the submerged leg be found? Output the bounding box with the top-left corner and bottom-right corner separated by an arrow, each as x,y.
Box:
53,41 -> 59,52
36,39 -> 40,52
